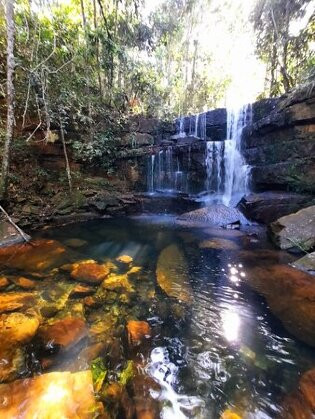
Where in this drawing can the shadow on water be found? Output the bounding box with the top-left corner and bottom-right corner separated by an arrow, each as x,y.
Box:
0,216 -> 314,418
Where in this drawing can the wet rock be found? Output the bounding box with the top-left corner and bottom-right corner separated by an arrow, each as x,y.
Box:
132,374 -> 160,419
269,205 -> 315,251
0,277 -> 9,290
0,370 -> 103,417
38,317 -> 88,352
156,244 -> 193,303
12,276 -> 37,290
221,410 -> 242,419
177,205 -> 246,227
116,255 -> 133,272
89,314 -> 117,343
83,296 -> 102,309
102,273 -> 134,293
0,292 -> 37,314
0,312 -> 40,382
0,221 -> 30,247
0,239 -> 66,271
281,369 -> 315,418
238,192 -> 314,224
199,238 -> 239,250
127,320 -> 151,347
64,238 -> 88,248
245,264 -> 315,347
291,252 -> 315,276
70,284 -> 96,298
70,260 -> 110,284
127,266 -> 142,279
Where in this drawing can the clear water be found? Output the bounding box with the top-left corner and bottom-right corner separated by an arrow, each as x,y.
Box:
1,217 -> 314,418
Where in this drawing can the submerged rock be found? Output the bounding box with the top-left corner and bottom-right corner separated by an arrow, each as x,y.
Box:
70,284 -> 96,298
12,276 -> 37,290
115,255 -> 133,272
177,205 -> 246,227
0,239 -> 66,271
291,252 -> 315,276
199,238 -> 239,250
38,317 -> 87,352
0,312 -> 40,382
0,292 -> 37,314
64,238 -> 88,248
0,277 -> 9,290
0,370 -> 102,417
156,244 -> 193,303
245,263 -> 315,347
281,368 -> 315,418
269,205 -> 315,251
127,320 -> 151,347
70,260 -> 110,284
203,227 -> 245,238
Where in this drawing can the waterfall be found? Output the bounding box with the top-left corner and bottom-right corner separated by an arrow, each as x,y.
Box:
147,147 -> 188,193
222,104 -> 252,206
194,114 -> 199,138
205,141 -> 224,194
179,117 -> 186,138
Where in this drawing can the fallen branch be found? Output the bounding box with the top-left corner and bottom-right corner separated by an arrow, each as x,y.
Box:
0,205 -> 30,242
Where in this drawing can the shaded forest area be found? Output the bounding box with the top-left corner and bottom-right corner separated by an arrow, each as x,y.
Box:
0,0 -> 314,205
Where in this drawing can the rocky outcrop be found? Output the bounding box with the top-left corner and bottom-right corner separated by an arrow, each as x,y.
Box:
238,192 -> 314,224
243,84 -> 315,193
269,205 -> 315,251
292,252 -> 315,276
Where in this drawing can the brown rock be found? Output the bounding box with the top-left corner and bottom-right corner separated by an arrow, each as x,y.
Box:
70,284 -> 95,298
0,239 -> 67,271
0,292 -> 37,314
199,238 -> 239,250
156,244 -> 193,303
281,369 -> 315,418
116,255 -> 133,272
0,312 -> 40,382
127,320 -> 151,347
0,371 -> 102,418
103,273 -> 134,293
0,277 -> 9,290
38,317 -> 87,352
71,260 -> 110,284
12,276 -> 37,290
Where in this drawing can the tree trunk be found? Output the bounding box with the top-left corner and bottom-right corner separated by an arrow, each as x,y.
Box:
59,117 -> 72,194
0,0 -> 15,200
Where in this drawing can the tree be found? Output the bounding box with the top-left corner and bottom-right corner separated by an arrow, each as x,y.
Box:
0,0 -> 15,200
251,0 -> 314,96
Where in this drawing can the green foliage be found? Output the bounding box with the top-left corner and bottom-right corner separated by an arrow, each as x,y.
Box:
118,360 -> 134,386
91,357 -> 107,392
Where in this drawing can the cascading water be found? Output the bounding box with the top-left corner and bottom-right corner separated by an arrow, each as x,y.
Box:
146,148 -> 188,194
221,104 -> 252,206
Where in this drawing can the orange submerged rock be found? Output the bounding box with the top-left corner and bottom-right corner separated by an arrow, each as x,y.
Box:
0,370 -> 102,418
0,239 -> 66,271
127,320 -> 151,346
38,317 -> 87,351
0,292 -> 37,314
71,260 -> 110,284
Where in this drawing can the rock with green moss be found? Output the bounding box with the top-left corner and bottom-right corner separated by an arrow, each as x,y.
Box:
91,357 -> 107,392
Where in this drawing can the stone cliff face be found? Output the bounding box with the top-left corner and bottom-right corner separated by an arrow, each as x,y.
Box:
243,84 -> 315,194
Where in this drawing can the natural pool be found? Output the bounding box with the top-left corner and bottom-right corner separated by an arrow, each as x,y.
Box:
0,216 -> 314,418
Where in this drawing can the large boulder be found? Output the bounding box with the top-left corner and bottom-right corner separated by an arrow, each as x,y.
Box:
177,205 -> 246,227
238,192 -> 314,224
269,205 -> 315,251
156,244 -> 193,303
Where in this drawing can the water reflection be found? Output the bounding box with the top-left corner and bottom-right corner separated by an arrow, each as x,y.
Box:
222,310 -> 241,342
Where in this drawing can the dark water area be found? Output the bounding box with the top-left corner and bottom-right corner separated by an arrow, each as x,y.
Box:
0,216 -> 314,418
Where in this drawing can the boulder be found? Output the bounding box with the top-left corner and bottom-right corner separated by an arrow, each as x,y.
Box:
177,205 -> 246,227
156,244 -> 193,303
238,192 -> 314,224
291,252 -> 315,276
0,371 -> 102,417
269,205 -> 315,251
70,260 -> 110,284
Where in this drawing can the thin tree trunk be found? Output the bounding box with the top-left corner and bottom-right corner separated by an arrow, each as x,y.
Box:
93,0 -> 103,98
0,0 -> 15,200
59,117 -> 72,193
